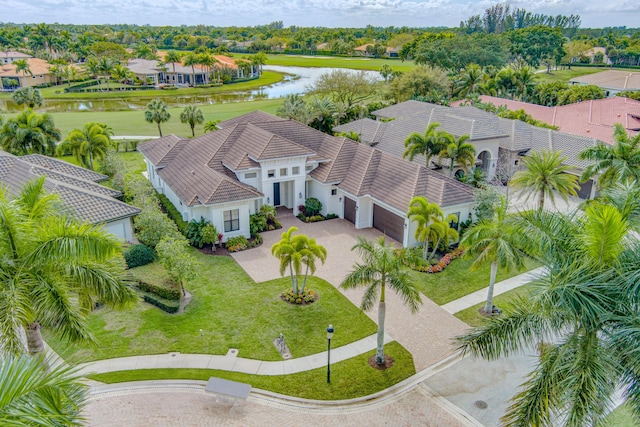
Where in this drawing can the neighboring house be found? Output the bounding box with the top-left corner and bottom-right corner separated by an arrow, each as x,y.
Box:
461,95 -> 640,146
584,47 -> 611,65
336,100 -> 600,199
0,151 -> 140,241
1,51 -> 32,64
570,70 -> 640,97
138,111 -> 474,247
353,44 -> 399,58
0,57 -> 55,89
129,55 -> 246,86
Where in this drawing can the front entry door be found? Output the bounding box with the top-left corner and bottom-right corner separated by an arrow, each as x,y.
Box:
273,182 -> 281,206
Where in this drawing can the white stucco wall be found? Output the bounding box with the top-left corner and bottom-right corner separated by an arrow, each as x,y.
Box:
258,157 -> 307,215
103,217 -> 135,242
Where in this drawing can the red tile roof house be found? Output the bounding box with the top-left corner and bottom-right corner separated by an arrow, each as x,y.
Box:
138,111 -> 474,247
0,151 -> 140,241
336,100 -> 601,199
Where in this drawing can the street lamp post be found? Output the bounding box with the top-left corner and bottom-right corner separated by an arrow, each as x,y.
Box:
326,324 -> 334,383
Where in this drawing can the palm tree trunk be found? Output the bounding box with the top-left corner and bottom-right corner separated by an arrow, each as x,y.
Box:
288,262 -> 297,294
430,238 -> 441,260
26,321 -> 45,355
376,286 -> 386,365
89,151 -> 94,170
157,122 -> 163,137
422,240 -> 429,260
484,260 -> 498,313
301,265 -> 309,293
539,190 -> 545,211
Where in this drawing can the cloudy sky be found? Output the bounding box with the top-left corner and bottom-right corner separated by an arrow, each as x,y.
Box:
7,0 -> 640,29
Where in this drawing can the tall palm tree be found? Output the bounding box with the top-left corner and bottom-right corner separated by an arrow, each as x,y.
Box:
460,195 -> 526,313
403,122 -> 447,169
454,64 -> 484,98
110,64 -> 134,84
341,236 -> 422,366
180,105 -> 205,137
13,59 -> 31,88
439,133 -> 476,177
0,109 -> 60,155
459,203 -> 639,426
56,122 -> 113,170
0,355 -> 87,425
145,99 -> 171,137
97,56 -> 116,90
407,196 -> 458,260
271,226 -> 327,294
182,53 -> 198,86
164,50 -> 183,84
510,149 -> 580,211
0,178 -> 136,356
580,123 -> 640,190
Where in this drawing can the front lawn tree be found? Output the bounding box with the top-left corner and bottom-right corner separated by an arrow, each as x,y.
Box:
180,105 -> 204,137
340,236 -> 422,366
145,98 -> 171,137
156,235 -> 198,298
56,122 -> 113,170
407,196 -> 458,260
271,226 -> 327,296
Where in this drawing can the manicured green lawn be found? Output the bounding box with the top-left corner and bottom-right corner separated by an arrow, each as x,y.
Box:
253,53 -> 417,72
408,257 -> 540,305
88,341 -> 414,400
454,284 -> 534,326
45,251 -> 376,364
535,66 -> 612,83
598,403 -> 640,427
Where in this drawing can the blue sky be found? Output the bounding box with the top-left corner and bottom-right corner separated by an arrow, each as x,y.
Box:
6,0 -> 640,29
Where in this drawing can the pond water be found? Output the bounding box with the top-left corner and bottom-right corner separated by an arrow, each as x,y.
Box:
0,66 -> 381,113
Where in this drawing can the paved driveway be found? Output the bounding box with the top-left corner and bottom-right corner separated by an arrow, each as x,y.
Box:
232,212 -> 469,372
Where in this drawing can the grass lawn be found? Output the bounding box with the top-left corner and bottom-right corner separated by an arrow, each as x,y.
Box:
250,53 -> 417,73
408,257 -> 540,305
535,66 -> 614,83
454,284 -> 534,326
45,251 -> 376,365
87,342 -> 414,401
598,403 -> 640,427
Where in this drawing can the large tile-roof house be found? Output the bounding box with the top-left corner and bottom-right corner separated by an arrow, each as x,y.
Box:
455,95 -> 640,146
0,152 -> 140,241
0,57 -> 55,89
138,111 -> 474,246
336,100 -> 600,199
570,70 -> 640,97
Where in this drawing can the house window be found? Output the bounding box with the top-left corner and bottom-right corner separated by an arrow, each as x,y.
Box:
331,189 -> 337,196
224,209 -> 240,232
267,170 -> 275,178
292,166 -> 300,175
244,172 -> 257,179
280,168 -> 287,176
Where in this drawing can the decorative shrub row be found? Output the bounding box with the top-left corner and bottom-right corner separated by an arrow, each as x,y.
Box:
136,280 -> 181,301
225,235 -> 263,252
406,248 -> 464,273
141,293 -> 180,314
158,193 -> 188,234
124,244 -> 155,268
281,289 -> 318,304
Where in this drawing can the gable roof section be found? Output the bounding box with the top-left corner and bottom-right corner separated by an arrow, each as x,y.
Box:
570,70 -> 640,91
232,124 -> 315,161
138,134 -> 183,166
21,154 -> 108,182
217,111 -> 286,129
372,100 -> 437,119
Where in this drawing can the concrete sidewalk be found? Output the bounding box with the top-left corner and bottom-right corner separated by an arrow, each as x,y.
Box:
76,333 -> 391,377
440,267 -> 546,314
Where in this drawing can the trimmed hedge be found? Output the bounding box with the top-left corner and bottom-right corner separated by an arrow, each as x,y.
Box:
158,193 -> 188,234
136,280 -> 181,301
141,293 -> 180,314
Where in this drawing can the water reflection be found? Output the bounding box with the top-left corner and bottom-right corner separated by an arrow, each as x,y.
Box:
0,66 -> 380,113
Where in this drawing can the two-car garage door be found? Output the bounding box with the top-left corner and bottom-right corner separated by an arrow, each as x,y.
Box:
373,204 -> 404,243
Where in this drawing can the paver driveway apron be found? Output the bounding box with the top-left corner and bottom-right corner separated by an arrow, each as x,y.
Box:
231,214 -> 469,371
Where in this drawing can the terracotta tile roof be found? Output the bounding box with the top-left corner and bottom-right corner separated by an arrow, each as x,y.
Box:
21,154 -> 108,182
570,70 -> 640,91
0,154 -> 139,224
0,58 -> 53,77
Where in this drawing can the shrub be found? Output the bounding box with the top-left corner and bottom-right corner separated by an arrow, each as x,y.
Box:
136,280 -> 181,300
226,235 -> 249,252
124,244 -> 155,268
326,213 -> 338,219
141,294 -> 180,313
281,289 -> 318,304
249,212 -> 268,236
186,217 -> 217,248
134,208 -> 182,248
304,198 -> 323,216
158,194 -> 188,234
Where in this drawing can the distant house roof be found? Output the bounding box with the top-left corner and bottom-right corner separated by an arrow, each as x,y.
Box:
456,95 -> 640,145
1,51 -> 32,59
0,58 -> 53,78
570,70 -> 640,91
0,152 -> 139,224
139,112 -> 473,212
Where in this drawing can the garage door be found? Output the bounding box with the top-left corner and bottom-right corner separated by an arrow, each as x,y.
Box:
373,204 -> 404,243
344,197 -> 356,224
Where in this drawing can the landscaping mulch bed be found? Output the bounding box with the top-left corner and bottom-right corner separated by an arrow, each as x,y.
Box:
197,245 -> 231,256
368,354 -> 395,370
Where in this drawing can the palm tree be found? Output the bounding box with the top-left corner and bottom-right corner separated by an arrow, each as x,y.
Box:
182,53 -> 198,86
180,105 -> 204,137
11,87 -> 43,109
145,99 -> 171,137
454,64 -> 484,98
340,236 -> 422,366
0,178 -> 136,356
460,196 -> 526,313
0,109 -> 60,155
580,123 -> 640,190
0,355 -> 87,425
510,149 -> 580,211
407,196 -> 458,260
307,96 -> 337,132
164,50 -> 183,84
110,64 -> 134,84
204,120 -> 220,133
56,122 -> 113,170
439,133 -> 476,177
271,226 -> 327,295
13,59 -> 31,88
403,122 -> 447,169
97,56 -> 116,90
459,203 -> 639,426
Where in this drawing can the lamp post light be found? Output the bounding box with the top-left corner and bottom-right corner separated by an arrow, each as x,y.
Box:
326,324 -> 334,383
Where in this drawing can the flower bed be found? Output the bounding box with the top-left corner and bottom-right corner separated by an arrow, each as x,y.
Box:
281,289 -> 318,305
225,235 -> 263,253
407,248 -> 464,273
